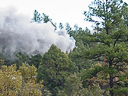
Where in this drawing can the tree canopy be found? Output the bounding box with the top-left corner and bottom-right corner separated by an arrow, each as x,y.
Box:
37,44 -> 77,96
74,0 -> 128,96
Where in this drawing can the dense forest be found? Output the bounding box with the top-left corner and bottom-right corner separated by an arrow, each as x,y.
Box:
0,0 -> 128,96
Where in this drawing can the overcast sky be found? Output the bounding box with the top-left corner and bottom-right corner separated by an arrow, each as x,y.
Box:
0,0 -> 128,30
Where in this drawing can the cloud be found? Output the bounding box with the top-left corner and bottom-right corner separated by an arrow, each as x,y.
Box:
0,6 -> 75,59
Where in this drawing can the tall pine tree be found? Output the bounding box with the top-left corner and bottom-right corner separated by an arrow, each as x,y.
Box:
75,0 -> 128,96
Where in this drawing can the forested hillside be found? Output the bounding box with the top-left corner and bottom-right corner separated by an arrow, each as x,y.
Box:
0,0 -> 128,96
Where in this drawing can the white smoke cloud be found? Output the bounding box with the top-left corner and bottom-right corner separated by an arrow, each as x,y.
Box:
0,6 -> 75,59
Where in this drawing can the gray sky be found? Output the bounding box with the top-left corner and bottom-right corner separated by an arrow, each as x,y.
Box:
0,0 -> 128,30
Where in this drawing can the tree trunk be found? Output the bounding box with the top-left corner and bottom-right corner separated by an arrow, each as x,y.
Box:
109,61 -> 114,96
110,75 -> 114,96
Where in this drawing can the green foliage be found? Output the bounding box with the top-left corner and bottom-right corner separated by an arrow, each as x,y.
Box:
65,22 -> 72,33
29,54 -> 42,69
57,73 -> 83,96
37,44 -> 77,96
41,87 -> 52,96
82,84 -> 110,96
42,13 -> 50,23
59,22 -> 64,30
69,49 -> 95,71
31,10 -> 57,30
0,64 -> 22,96
113,87 -> 128,96
83,66 -> 103,79
15,52 -> 30,69
69,29 -> 97,72
19,63 -> 37,82
78,63 -> 104,87
0,47 -> 14,67
1,1 -> 128,95
15,52 -> 42,69
42,13 -> 57,30
77,0 -> 128,95
0,64 -> 43,96
57,73 -> 110,96
32,10 -> 42,23
74,24 -> 78,31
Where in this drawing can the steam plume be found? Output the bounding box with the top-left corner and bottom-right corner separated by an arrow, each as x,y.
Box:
0,7 -> 75,59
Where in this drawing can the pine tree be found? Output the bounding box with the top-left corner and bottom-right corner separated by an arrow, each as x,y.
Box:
75,0 -> 128,96
37,44 -> 76,96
